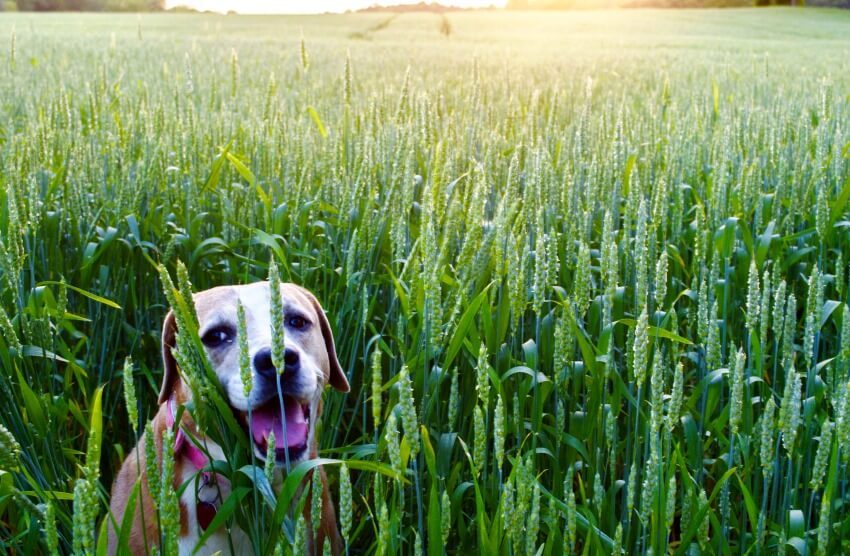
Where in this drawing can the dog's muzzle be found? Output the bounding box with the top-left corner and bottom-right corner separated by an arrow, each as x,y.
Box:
243,347 -> 312,463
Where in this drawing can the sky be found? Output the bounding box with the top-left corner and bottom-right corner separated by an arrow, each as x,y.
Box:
164,0 -> 506,14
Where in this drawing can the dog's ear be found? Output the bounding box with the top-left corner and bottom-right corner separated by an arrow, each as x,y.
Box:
300,288 -> 350,393
158,309 -> 179,404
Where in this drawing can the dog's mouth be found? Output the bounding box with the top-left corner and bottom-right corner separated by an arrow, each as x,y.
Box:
248,395 -> 310,461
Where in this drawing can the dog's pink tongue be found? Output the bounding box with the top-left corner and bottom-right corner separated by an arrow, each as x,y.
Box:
251,399 -> 307,449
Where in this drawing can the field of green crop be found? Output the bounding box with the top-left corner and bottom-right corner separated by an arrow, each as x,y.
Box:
1,7 -> 850,554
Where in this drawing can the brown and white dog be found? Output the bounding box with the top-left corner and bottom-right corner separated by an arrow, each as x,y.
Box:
108,282 -> 350,555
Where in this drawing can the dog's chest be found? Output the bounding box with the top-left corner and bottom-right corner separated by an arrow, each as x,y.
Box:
178,526 -> 250,556
176,453 -> 250,555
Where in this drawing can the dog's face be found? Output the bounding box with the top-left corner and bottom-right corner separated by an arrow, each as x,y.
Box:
158,282 -> 349,465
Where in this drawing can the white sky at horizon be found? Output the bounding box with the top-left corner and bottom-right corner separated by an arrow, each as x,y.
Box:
164,0 -> 507,14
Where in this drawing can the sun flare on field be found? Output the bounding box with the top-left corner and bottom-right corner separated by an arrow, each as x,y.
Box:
165,0 -> 507,14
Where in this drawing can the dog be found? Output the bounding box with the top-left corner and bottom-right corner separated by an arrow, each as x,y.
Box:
108,282 -> 350,555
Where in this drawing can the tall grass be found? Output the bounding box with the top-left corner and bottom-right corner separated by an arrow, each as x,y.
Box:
1,8 -> 850,554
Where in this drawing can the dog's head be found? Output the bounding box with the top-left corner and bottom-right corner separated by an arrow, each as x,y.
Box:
158,281 -> 350,465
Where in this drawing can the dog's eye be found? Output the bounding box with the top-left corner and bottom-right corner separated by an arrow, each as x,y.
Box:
288,316 -> 308,330
201,327 -> 233,348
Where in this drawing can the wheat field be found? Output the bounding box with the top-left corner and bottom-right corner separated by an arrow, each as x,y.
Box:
1,8 -> 850,554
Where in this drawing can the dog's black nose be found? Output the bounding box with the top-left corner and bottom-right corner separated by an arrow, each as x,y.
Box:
284,348 -> 300,372
253,347 -> 300,377
254,348 -> 276,377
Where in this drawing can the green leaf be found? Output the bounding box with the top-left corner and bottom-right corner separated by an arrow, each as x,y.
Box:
816,356 -> 835,374
387,270 -> 411,320
18,489 -> 74,501
829,173 -> 850,228
755,220 -> 776,267
443,284 -> 491,371
786,537 -> 807,555
419,425 -> 443,556
427,484 -> 442,556
237,465 -> 276,508
202,139 -> 234,192
37,281 -> 122,309
713,217 -> 738,260
551,429 -> 591,462
563,308 -> 599,374
820,300 -> 842,329
735,473 -> 759,542
421,425 -> 438,480
96,515 -> 109,556
788,509 -> 805,538
271,458 -> 404,531
307,105 -> 328,138
622,154 -> 637,198
248,229 -> 289,274
116,478 -> 142,554
780,246 -> 816,272
616,319 -> 694,345
542,485 -> 614,550
224,152 -> 255,187
682,414 -> 701,471
193,486 -> 251,553
502,365 -> 550,384
225,152 -> 270,208
90,385 -> 104,457
21,345 -> 69,363
422,444 -> 443,556
456,437 -> 492,552
825,432 -> 839,500
16,368 -> 46,434
674,467 -> 738,556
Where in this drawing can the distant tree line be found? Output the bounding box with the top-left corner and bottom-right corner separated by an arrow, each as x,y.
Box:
4,0 -> 163,10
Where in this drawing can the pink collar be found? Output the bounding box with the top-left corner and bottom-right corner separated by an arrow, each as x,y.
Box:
166,395 -> 213,475
165,395 -> 218,530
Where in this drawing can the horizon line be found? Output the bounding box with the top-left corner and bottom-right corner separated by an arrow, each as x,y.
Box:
163,0 -> 507,15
